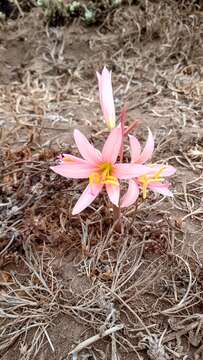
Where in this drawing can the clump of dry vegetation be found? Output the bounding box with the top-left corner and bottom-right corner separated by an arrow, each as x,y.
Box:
0,245 -> 62,359
0,0 -> 203,359
0,0 -> 122,25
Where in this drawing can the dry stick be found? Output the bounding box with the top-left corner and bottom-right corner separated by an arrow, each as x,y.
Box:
69,324 -> 124,356
13,0 -> 24,17
127,88 -> 162,112
0,234 -> 15,256
111,307 -> 120,360
102,283 -> 151,336
161,253 -> 192,314
163,321 -> 200,343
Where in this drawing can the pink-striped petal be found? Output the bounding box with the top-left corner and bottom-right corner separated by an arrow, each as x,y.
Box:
74,129 -> 102,164
72,184 -> 103,215
148,183 -> 173,197
114,164 -> 150,179
51,163 -> 95,179
106,184 -> 120,206
121,180 -> 139,208
129,135 -> 141,162
102,127 -> 122,164
138,128 -> 154,163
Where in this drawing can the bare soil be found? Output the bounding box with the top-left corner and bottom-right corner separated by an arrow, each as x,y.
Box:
0,1 -> 203,360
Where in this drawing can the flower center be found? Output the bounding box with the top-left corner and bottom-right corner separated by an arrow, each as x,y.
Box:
138,167 -> 165,199
89,162 -> 119,186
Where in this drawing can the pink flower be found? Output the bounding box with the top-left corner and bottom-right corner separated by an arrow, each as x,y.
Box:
96,66 -> 116,129
121,129 -> 176,207
51,127 -> 149,215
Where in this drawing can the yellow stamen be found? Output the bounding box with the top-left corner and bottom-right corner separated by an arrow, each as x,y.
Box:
89,172 -> 101,185
138,175 -> 148,199
89,163 -> 119,186
104,176 -> 119,186
138,166 -> 165,199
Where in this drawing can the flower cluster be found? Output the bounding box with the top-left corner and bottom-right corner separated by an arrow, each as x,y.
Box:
51,67 -> 176,215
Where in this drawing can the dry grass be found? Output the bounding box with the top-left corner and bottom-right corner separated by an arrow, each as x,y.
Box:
0,0 -> 203,359
0,245 -> 62,359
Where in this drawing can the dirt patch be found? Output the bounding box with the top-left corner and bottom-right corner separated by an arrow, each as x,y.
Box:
0,1 -> 203,359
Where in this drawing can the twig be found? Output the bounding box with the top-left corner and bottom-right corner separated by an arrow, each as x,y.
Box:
69,324 -> 124,355
163,321 -> 199,343
0,234 -> 15,256
102,284 -> 151,336
161,253 -> 193,314
13,0 -> 24,17
128,88 -> 162,111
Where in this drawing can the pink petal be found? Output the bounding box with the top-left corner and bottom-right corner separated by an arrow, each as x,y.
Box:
138,128 -> 154,163
72,184 -> 103,215
161,165 -> 176,176
114,164 -> 150,179
129,135 -> 141,162
106,184 -> 120,206
149,183 -> 173,197
74,129 -> 102,164
102,127 -> 122,164
51,163 -> 95,179
121,180 -> 139,208
62,154 -> 88,164
97,67 -> 116,129
148,164 -> 176,177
